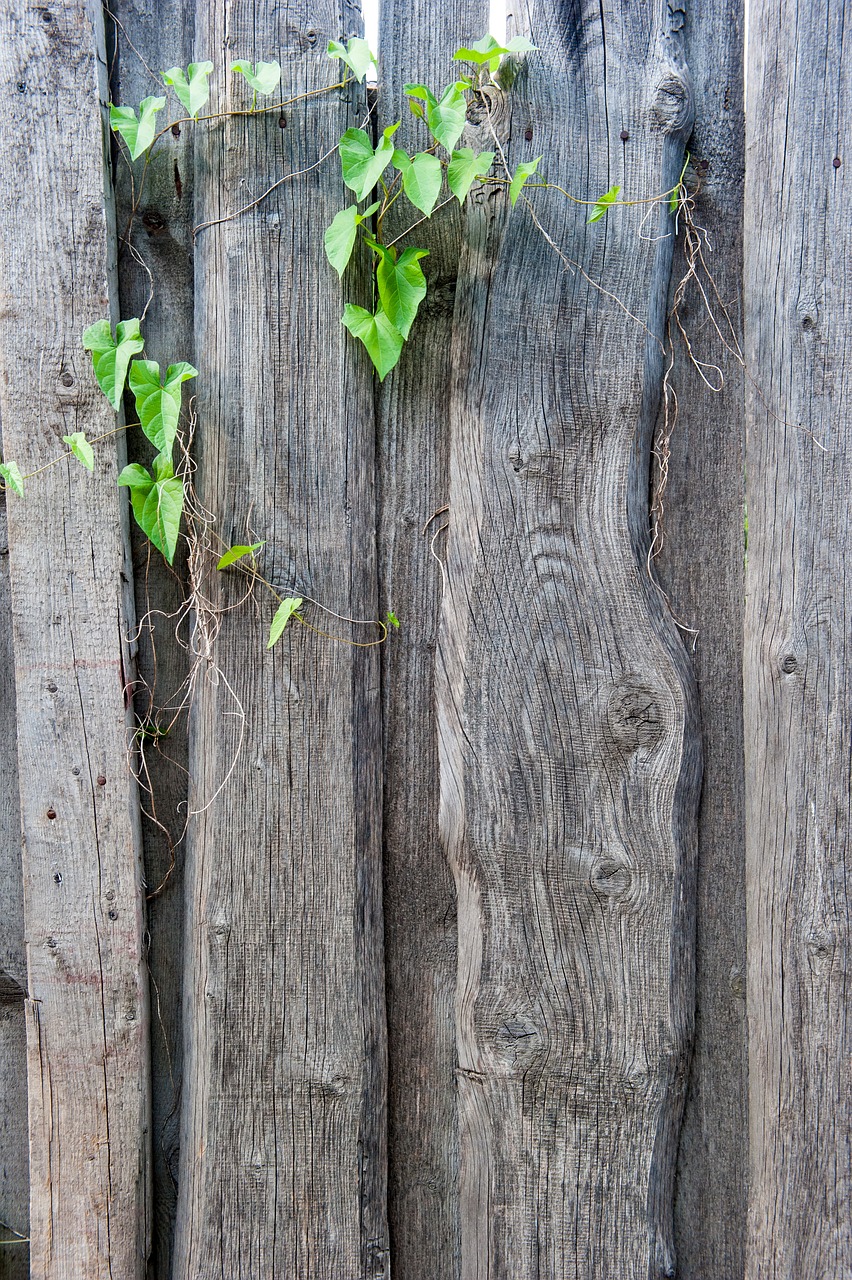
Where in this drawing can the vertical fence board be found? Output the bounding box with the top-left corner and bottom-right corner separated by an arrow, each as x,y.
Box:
437,2 -> 701,1273
172,3 -> 388,1275
744,2 -> 852,1275
377,2 -> 486,1273
0,2 -> 151,1276
655,3 -> 748,1275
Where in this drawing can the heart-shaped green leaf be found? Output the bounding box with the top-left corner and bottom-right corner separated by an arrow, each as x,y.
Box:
161,62 -> 214,118
231,60 -> 281,97
109,96 -> 166,160
453,34 -> 537,72
82,317 -> 145,410
340,123 -> 399,201
217,541 -> 265,570
427,82 -> 468,153
588,183 -> 621,223
392,150 -> 443,216
342,304 -> 404,381
447,147 -> 495,202
370,242 -> 429,339
509,155 -> 542,206
268,597 -> 303,648
128,359 -> 197,456
118,455 -> 184,564
326,37 -> 375,84
0,460 -> 24,497
62,431 -> 95,471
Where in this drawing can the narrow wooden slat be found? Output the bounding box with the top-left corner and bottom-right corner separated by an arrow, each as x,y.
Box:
172,4 -> 388,1274
0,2 -> 150,1276
437,2 -> 701,1272
654,2 -> 748,1274
744,2 -> 851,1274
376,2 -> 486,1273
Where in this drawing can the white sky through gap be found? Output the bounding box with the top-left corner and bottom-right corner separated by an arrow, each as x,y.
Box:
359,0 -> 508,79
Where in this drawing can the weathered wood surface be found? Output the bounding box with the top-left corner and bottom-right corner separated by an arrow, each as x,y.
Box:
653,2 -> 748,1275
377,2 -> 485,1274
109,3 -> 195,1272
0,2 -> 150,1277
437,1 -> 701,1273
172,2 -> 388,1275
744,3 -> 852,1276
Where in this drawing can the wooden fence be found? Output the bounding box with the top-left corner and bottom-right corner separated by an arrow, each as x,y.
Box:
0,0 -> 848,1276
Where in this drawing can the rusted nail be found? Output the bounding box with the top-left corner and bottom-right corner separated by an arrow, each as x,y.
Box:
279,114 -> 287,128
47,681 -> 57,692
97,775 -> 106,786
620,129 -> 629,141
46,808 -> 56,820
833,156 -> 842,168
108,910 -> 118,921
171,123 -> 181,139
524,126 -> 533,142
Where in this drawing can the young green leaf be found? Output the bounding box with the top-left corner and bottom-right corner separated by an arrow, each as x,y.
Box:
370,241 -> 429,339
217,541 -> 265,570
587,183 -> 621,223
447,147 -> 495,202
0,460 -> 24,497
339,124 -> 399,201
453,34 -> 537,73
341,304 -> 404,381
161,62 -> 214,118
387,609 -> 400,629
509,155 -> 542,206
230,60 -> 281,97
392,150 -> 443,216
118,456 -> 184,564
128,359 -> 198,456
82,317 -> 145,410
326,37 -> 375,83
669,183 -> 681,215
427,82 -> 468,153
268,597 -> 303,648
62,431 -> 95,472
109,96 -> 167,161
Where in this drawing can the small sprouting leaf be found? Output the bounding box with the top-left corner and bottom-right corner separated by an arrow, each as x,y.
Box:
161,62 -> 214,118
404,83 -> 437,112
427,82 -> 468,153
109,96 -> 167,160
447,147 -> 495,202
387,609 -> 400,629
339,123 -> 399,201
217,541 -> 265,570
327,37 -> 375,84
268,597 -> 303,648
392,150 -> 443,216
370,241 -> 429,339
82,317 -> 145,410
230,60 -> 282,97
588,183 -> 621,222
128,359 -> 198,456
62,431 -> 95,472
509,155 -> 542,206
453,33 -> 536,73
118,456 -> 184,564
669,183 -> 681,214
0,460 -> 24,497
342,304 -> 404,381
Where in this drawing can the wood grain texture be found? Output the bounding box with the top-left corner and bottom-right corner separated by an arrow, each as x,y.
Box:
744,2 -> 851,1275
653,2 -> 748,1275
109,4 -> 195,1272
172,3 -> 388,1275
0,2 -> 150,1276
437,2 -> 702,1273
376,2 -> 486,1274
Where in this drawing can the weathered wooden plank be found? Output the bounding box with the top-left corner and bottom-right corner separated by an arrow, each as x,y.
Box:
172,4 -> 388,1275
653,3 -> 748,1275
108,4 -> 195,1272
0,2 -> 151,1278
437,1 -> 701,1273
376,2 -> 486,1274
744,3 -> 851,1275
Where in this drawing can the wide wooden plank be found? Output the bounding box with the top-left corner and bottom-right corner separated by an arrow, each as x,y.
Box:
171,4 -> 388,1275
653,2 -> 748,1275
437,2 -> 701,1273
744,2 -> 851,1275
377,2 -> 486,1274
0,2 -> 150,1277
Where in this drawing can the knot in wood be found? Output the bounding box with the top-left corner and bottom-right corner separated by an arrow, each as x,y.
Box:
590,853 -> 634,903
606,678 -> 665,751
648,70 -> 693,137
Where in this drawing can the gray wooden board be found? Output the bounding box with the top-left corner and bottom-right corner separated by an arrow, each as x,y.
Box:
652,2 -> 748,1275
171,2 -> 389,1275
436,1 -> 702,1273
0,1 -> 151,1276
109,3 -> 196,1272
376,1 -> 486,1274
744,2 -> 851,1275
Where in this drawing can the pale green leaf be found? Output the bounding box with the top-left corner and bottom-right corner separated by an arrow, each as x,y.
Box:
267,597 -> 303,648
447,147 -> 495,202
427,82 -> 468,153
341,304 -> 404,381
453,34 -> 536,72
387,609 -> 400,629
326,37 -> 375,83
392,150 -> 442,216
119,460 -> 183,563
588,183 -> 621,223
0,460 -> 24,497
109,96 -> 166,160
161,62 -> 214,118
217,541 -> 265,570
82,317 -> 145,410
62,431 -> 95,471
370,242 -> 429,339
509,155 -> 542,206
404,83 -> 437,111
339,123 -> 399,200
230,60 -> 281,97
324,205 -> 361,277
129,359 -> 197,456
